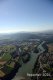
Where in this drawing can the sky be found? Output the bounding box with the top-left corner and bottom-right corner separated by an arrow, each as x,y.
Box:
0,0 -> 53,33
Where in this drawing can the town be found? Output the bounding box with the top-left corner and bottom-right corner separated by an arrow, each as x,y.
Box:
0,38 -> 52,80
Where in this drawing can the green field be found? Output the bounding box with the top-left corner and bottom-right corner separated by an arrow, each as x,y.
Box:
1,53 -> 11,61
0,44 -> 20,77
0,45 -> 17,61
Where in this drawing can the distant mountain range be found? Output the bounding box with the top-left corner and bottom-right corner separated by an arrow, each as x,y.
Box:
0,30 -> 53,44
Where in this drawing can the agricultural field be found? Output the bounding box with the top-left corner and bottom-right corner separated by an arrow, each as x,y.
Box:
0,44 -> 19,78
47,44 -> 53,52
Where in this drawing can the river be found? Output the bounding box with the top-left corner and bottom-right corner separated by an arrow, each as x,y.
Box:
13,41 -> 45,80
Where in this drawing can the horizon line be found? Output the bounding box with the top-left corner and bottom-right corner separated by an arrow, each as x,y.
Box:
0,30 -> 53,34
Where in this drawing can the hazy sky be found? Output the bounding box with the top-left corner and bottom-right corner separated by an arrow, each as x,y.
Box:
0,0 -> 53,33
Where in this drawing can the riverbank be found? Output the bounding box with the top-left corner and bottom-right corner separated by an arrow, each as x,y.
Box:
0,62 -> 21,80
